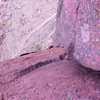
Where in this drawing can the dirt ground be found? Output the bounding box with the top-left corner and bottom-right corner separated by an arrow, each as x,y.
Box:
0,0 -> 58,60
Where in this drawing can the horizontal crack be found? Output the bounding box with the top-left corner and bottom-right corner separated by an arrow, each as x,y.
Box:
20,51 -> 36,56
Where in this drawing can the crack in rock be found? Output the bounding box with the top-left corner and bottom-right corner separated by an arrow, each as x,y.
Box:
57,0 -> 64,19
1,94 -> 4,100
0,52 -> 66,84
16,53 -> 67,78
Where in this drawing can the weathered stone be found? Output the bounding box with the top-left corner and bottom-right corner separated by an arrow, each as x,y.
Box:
0,47 -> 66,84
0,0 -> 57,60
54,0 -> 100,70
0,0 -> 100,99
0,47 -> 100,99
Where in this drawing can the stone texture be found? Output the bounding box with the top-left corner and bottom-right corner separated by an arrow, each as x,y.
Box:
0,47 -> 100,100
0,0 -> 57,60
0,47 -> 66,84
54,0 -> 100,70
0,0 -> 100,99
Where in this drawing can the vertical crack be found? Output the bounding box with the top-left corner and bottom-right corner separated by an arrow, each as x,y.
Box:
67,42 -> 75,60
1,94 -> 4,100
76,1 -> 80,14
57,0 -> 64,19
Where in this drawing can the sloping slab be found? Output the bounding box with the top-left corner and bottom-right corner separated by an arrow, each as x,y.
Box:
0,47 -> 66,84
0,47 -> 100,100
3,60 -> 100,100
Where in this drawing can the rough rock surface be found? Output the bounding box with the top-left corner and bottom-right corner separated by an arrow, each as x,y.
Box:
0,47 -> 100,100
0,47 -> 66,84
0,0 -> 57,60
0,0 -> 100,99
54,0 -> 100,70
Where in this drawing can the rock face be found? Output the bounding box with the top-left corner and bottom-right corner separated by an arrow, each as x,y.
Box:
54,0 -> 100,70
0,0 -> 100,99
0,0 -> 57,60
0,47 -> 100,100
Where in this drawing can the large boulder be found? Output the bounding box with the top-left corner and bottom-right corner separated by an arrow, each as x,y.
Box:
0,0 -> 57,60
54,0 -> 100,70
